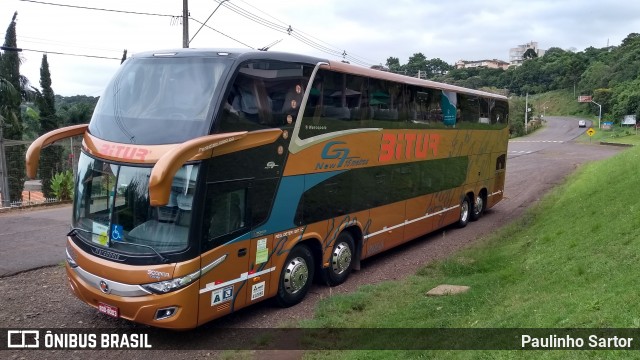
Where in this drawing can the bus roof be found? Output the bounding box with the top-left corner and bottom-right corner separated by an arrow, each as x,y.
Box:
129,48 -> 507,101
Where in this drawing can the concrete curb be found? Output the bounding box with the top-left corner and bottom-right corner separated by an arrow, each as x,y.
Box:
599,141 -> 634,147
0,200 -> 72,214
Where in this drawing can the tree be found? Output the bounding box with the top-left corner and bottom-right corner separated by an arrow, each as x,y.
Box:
0,12 -> 25,203
522,48 -> 538,60
385,57 -> 402,73
120,49 -> 127,64
405,52 -> 428,77
36,54 -> 62,198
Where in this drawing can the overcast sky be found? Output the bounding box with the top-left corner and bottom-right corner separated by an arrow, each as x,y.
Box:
2,0 -> 640,96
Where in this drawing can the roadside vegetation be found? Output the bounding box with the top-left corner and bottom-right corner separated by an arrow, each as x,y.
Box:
295,144 -> 640,359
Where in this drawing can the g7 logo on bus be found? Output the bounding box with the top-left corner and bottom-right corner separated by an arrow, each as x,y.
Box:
378,133 -> 440,163
316,141 -> 368,170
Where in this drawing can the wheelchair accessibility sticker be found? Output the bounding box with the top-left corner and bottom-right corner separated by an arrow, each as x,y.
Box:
111,225 -> 123,242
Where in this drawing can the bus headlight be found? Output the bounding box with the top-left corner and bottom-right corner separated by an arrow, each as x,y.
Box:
141,269 -> 201,294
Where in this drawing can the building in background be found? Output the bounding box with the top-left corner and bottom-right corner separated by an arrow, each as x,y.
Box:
509,41 -> 546,66
455,59 -> 510,70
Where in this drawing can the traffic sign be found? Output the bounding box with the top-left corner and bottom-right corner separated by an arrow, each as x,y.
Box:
587,128 -> 596,137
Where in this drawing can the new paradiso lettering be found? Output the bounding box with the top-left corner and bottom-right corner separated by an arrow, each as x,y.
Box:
378,133 -> 440,163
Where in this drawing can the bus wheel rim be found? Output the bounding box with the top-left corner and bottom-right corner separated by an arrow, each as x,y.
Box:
332,243 -> 352,275
475,196 -> 483,215
284,257 -> 309,295
461,201 -> 469,222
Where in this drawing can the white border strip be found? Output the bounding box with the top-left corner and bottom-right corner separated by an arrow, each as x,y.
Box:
364,205 -> 459,240
199,267 -> 276,294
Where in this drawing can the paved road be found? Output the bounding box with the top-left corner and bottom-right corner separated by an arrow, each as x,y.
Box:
508,117 -> 591,158
0,116 -> 612,278
0,205 -> 71,276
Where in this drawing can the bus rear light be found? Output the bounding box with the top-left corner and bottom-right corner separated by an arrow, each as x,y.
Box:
155,307 -> 178,320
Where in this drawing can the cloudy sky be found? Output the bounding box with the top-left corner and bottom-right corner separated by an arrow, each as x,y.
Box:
1,0 -> 640,96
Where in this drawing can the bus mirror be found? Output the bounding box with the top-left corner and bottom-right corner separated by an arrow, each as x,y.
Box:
25,124 -> 89,179
148,129 -> 282,207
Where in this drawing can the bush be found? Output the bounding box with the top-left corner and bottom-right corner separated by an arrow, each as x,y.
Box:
50,170 -> 74,201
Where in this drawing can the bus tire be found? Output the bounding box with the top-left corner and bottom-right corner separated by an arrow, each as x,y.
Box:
322,232 -> 355,286
457,196 -> 471,228
275,244 -> 315,308
470,193 -> 484,221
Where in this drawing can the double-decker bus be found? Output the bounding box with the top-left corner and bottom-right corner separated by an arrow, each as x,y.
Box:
26,49 -> 508,329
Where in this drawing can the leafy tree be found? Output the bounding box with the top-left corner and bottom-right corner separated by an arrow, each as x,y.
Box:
610,79 -> 640,121
36,54 -> 62,198
425,58 -> 452,76
522,48 -> 538,60
385,57 -> 402,73
405,52 -> 428,77
578,61 -> 611,93
0,11 -> 25,203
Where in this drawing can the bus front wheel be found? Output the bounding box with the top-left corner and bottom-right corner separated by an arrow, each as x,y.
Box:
322,232 -> 355,286
275,244 -> 315,308
457,196 -> 471,228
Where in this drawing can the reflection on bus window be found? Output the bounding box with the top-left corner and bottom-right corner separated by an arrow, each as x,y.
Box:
218,61 -> 313,132
90,57 -> 230,145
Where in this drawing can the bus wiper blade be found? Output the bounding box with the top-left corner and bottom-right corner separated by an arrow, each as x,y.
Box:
115,241 -> 170,264
67,227 -> 93,237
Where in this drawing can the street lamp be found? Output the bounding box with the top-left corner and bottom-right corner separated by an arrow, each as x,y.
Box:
591,100 -> 602,129
188,0 -> 230,46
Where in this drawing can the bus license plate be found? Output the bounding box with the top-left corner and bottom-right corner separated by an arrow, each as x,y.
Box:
98,302 -> 119,318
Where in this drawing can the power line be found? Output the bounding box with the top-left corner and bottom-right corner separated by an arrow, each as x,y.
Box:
18,35 -> 123,53
222,0 -> 377,67
16,47 -> 120,60
188,18 -> 254,49
19,0 -> 177,18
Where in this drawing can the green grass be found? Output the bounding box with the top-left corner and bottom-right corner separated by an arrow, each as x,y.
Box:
296,145 -> 640,359
577,125 -> 640,145
531,89 -> 594,120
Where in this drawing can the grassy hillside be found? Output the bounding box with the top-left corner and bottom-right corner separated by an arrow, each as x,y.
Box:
297,145 -> 640,359
530,89 -> 595,120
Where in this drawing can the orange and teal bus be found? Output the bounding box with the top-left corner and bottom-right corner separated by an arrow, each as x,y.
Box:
26,49 -> 508,329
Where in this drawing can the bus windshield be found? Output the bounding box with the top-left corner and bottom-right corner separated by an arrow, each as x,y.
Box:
89,56 -> 232,145
72,152 -> 199,255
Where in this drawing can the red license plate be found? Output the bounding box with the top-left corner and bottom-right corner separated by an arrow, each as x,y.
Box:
98,302 -> 119,318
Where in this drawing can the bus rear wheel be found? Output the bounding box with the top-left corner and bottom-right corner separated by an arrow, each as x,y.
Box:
322,232 -> 355,286
275,244 -> 315,308
457,196 -> 471,228
471,193 -> 484,221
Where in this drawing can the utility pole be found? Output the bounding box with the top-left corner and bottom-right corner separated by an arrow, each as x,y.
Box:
0,123 -> 10,207
524,92 -> 529,134
182,0 -> 189,48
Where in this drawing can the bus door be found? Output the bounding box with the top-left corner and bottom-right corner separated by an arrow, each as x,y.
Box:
491,154 -> 506,207
197,181 -> 252,326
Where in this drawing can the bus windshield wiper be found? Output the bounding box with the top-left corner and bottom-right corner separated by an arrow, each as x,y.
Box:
68,227 -> 169,263
67,227 -> 94,237
113,241 -> 170,263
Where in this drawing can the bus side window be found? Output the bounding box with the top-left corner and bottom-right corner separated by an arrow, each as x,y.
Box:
203,187 -> 248,249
